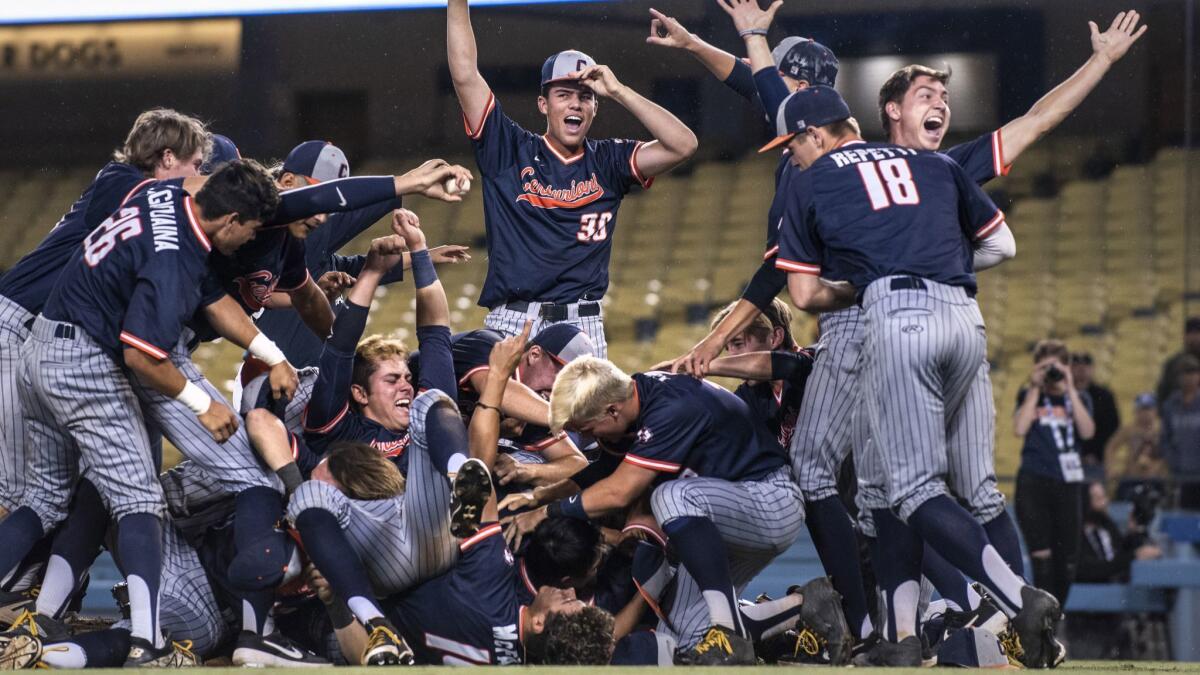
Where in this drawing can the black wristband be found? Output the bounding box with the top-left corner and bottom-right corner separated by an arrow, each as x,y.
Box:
276,462 -> 304,496
547,496 -> 589,522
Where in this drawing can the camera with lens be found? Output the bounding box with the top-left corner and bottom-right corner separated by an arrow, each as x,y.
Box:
1045,365 -> 1065,384
1130,483 -> 1163,529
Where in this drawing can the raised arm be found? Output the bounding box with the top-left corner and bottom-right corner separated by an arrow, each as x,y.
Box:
571,65 -> 698,178
447,0 -> 493,128
999,11 -> 1145,162
390,209 -> 450,329
646,8 -> 739,82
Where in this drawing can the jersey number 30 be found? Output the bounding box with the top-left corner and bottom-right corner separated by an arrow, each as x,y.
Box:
857,159 -> 920,210
84,207 -> 142,267
577,212 -> 612,243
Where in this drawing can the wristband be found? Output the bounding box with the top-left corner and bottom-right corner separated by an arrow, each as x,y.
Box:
547,495 -> 589,522
176,381 -> 212,415
248,333 -> 287,367
410,249 -> 437,289
325,597 -> 354,630
475,401 -> 501,413
738,28 -> 769,37
276,462 -> 304,496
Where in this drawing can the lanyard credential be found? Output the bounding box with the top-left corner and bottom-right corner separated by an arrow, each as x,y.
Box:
1043,393 -> 1075,454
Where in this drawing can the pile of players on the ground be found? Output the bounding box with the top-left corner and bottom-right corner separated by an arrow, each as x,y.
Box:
0,0 -> 1148,669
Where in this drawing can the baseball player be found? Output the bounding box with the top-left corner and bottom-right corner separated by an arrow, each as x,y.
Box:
508,358 -> 828,665
716,0 -> 1147,652
765,84 -> 1064,667
0,161 -> 278,666
0,109 -> 209,526
446,0 -> 698,356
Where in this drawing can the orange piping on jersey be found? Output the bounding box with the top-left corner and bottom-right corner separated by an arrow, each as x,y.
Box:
763,245 -> 780,261
463,92 -> 497,141
460,522 -> 503,552
541,135 -> 585,164
624,453 -> 682,473
119,332 -> 169,360
975,210 -> 1006,240
629,141 -> 655,190
775,258 -> 821,275
183,197 -> 211,252
303,402 -> 349,435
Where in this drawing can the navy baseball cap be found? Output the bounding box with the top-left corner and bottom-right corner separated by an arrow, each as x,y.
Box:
771,37 -> 839,87
283,141 -> 350,183
759,85 -> 852,153
201,133 -> 241,175
541,50 -> 596,88
530,323 -> 595,365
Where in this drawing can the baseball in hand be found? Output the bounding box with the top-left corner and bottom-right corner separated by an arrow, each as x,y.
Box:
443,177 -> 471,195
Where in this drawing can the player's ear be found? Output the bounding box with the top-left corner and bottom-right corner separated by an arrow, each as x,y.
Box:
770,326 -> 785,350
538,96 -> 549,116
350,383 -> 370,407
886,100 -> 902,123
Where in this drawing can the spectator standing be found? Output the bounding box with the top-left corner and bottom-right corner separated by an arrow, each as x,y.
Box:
1160,354 -> 1200,509
1072,352 -> 1119,479
1107,393 -> 1168,498
1156,317 -> 1200,409
1014,339 -> 1096,607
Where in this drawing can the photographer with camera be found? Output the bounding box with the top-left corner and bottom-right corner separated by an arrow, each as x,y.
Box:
1078,481 -> 1162,584
1014,339 -> 1096,607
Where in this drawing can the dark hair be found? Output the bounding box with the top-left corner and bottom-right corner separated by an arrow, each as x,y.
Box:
524,516 -> 602,585
542,606 -> 614,665
877,64 -> 951,135
114,108 -> 211,174
194,158 -> 280,225
325,441 -> 405,500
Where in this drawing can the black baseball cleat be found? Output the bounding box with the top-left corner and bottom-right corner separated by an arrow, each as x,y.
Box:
851,635 -> 923,667
793,577 -> 852,665
362,619 -> 414,666
0,591 -> 33,629
449,458 -> 493,538
674,625 -> 755,666
2,610 -> 68,643
1008,586 -> 1062,668
232,631 -> 329,668
123,637 -> 199,668
850,631 -> 881,660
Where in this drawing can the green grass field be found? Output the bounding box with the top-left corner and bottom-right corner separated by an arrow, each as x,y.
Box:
54,663 -> 1200,673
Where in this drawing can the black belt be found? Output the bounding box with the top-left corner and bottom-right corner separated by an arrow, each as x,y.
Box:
890,277 -> 927,292
53,324 -> 76,340
504,301 -> 601,322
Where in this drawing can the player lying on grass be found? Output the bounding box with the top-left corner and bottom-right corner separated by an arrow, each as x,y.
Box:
447,0 -> 697,357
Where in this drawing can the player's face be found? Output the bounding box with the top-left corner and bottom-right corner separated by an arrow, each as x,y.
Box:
287,213 -> 328,239
531,586 -> 587,624
211,216 -> 261,255
363,357 -> 415,431
539,83 -> 597,150
726,330 -> 773,357
520,347 -> 563,399
785,132 -> 825,170
892,75 -> 950,151
570,407 -> 628,441
155,148 -> 205,181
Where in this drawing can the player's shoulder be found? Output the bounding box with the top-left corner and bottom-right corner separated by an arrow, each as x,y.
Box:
452,328 -> 504,346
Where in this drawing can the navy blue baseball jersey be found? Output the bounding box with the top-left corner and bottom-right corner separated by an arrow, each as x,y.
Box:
944,130 -> 1011,185
385,524 -> 524,665
624,372 -> 787,481
465,93 -> 652,308
0,162 -> 152,314
512,550 -> 634,616
254,198 -> 403,367
775,141 -> 1005,291
302,302 -> 456,472
41,185 -> 211,362
734,348 -> 814,450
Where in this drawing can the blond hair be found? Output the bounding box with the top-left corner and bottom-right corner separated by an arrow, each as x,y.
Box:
114,108 -> 210,174
549,357 -> 634,434
710,298 -> 797,350
353,335 -> 410,391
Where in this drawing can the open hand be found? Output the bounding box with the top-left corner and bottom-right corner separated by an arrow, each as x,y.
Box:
1089,10 -> 1147,65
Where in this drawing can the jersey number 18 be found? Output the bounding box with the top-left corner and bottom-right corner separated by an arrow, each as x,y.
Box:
857,159 -> 920,211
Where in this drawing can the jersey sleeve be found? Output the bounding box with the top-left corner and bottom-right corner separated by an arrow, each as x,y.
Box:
84,165 -> 152,227
270,177 -> 397,227
773,177 -> 823,276
452,330 -> 503,392
722,59 -> 764,115
275,235 -> 311,292
465,93 -> 526,177
317,200 -> 401,257
948,158 -> 1006,241
752,66 -> 791,121
740,259 -> 788,311
943,130 -> 1009,185
594,138 -> 654,193
120,253 -> 193,360
416,325 -> 456,401
624,395 -> 705,474
302,301 -> 368,435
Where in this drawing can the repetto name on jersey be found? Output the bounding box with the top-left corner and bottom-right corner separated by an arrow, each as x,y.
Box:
828,146 -> 918,168
146,188 -> 180,252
